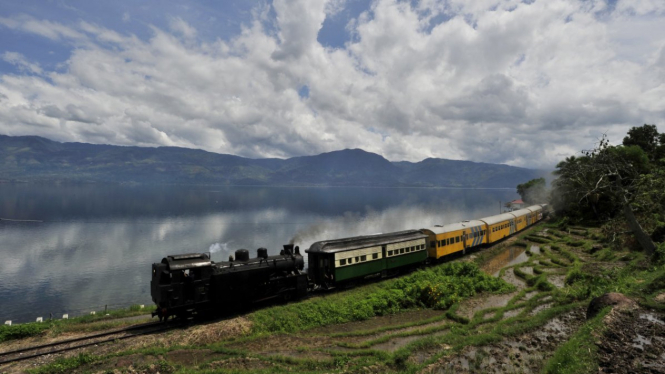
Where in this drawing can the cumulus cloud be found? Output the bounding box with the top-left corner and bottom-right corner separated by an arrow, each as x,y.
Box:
0,0 -> 664,168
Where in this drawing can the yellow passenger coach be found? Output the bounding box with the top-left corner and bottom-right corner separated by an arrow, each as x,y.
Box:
421,220 -> 487,259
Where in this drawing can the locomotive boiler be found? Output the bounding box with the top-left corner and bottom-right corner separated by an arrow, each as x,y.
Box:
151,244 -> 307,320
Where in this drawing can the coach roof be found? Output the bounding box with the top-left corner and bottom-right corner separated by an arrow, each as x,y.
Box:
421,220 -> 486,235
478,212 -> 518,226
306,230 -> 426,254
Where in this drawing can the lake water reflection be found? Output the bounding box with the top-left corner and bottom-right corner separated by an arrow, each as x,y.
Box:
0,184 -> 518,323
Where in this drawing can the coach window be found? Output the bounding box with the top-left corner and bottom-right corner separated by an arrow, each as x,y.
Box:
456,236 -> 460,243
373,253 -> 378,259
361,255 -> 367,261
340,259 -> 346,265
355,257 -> 359,262
400,248 -> 404,254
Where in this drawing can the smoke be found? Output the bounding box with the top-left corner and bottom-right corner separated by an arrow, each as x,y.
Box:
209,240 -> 234,255
523,188 -> 550,206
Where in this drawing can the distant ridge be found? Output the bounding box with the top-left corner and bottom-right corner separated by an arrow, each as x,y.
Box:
0,135 -> 549,187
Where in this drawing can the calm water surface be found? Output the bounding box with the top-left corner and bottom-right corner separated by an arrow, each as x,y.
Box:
0,184 -> 518,323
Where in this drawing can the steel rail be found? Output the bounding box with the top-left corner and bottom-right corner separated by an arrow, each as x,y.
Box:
0,321 -> 171,365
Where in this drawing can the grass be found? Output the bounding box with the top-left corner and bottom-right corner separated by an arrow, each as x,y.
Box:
0,304 -> 156,343
28,353 -> 99,374
250,262 -> 514,334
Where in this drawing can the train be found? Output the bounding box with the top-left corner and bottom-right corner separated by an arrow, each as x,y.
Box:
150,204 -> 547,320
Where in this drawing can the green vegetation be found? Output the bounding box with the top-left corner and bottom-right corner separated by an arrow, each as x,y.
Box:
551,124 -> 665,258
250,262 -> 513,334
0,304 -> 155,343
28,353 -> 98,374
0,322 -> 51,343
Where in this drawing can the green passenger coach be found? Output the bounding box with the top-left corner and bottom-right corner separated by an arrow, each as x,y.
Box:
306,230 -> 428,288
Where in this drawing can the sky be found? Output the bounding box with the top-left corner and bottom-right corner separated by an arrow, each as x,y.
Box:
0,0 -> 664,169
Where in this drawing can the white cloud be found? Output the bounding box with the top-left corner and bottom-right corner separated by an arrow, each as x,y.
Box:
0,0 -> 664,169
2,52 -> 43,74
168,16 -> 197,39
0,15 -> 87,41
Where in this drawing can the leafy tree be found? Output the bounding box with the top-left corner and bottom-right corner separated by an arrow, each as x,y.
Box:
552,135 -> 656,256
623,124 -> 660,161
516,177 -> 547,204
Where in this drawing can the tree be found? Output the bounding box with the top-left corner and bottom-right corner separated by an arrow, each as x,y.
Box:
623,124 -> 660,161
552,135 -> 656,256
516,178 -> 547,204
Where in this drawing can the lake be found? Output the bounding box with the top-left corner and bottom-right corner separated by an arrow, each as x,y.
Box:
0,184 -> 518,323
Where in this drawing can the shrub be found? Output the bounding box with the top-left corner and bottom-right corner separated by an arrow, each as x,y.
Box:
655,242 -> 665,265
250,262 -> 513,333
0,322 -> 50,343
29,353 -> 97,374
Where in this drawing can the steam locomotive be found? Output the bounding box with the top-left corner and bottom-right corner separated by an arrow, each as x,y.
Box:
150,244 -> 307,321
151,204 -> 547,320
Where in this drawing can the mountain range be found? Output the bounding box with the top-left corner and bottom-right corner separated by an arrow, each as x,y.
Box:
0,135 -> 549,188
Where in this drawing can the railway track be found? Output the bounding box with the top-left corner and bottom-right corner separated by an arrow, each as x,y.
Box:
0,320 -> 173,365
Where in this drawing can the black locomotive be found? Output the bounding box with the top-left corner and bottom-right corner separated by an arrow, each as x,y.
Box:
151,244 -> 307,320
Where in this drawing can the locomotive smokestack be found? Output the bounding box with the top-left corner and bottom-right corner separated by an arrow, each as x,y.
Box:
283,244 -> 294,255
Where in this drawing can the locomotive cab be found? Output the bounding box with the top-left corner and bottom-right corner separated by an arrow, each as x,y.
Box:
150,253 -> 213,321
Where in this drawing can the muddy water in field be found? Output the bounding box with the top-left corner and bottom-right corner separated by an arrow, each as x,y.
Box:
481,246 -> 529,277
457,292 -> 519,319
427,309 -> 587,374
548,275 -> 566,288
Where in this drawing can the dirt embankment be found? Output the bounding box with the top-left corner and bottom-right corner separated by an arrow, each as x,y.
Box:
597,305 -> 665,373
